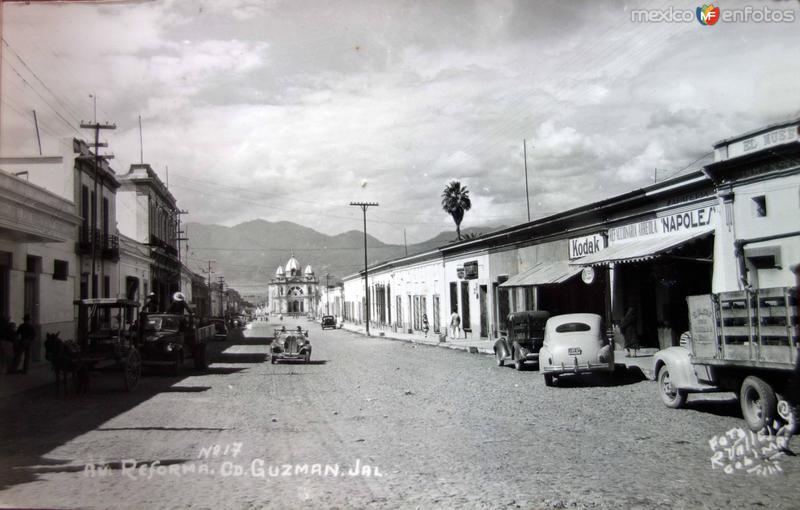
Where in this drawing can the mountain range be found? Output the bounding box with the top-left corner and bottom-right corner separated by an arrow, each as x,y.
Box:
183,219 -> 501,298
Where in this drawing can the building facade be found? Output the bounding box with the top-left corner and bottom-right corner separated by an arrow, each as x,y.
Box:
268,255 -> 319,315
117,164 -> 181,312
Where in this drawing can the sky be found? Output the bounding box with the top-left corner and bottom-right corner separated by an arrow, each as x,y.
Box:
1,0 -> 799,247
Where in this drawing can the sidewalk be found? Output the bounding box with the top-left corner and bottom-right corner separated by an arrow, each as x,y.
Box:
341,322 -> 658,378
0,361 -> 54,399
340,322 -> 494,354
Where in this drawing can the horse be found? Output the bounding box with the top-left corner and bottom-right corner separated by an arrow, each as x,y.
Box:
44,332 -> 89,396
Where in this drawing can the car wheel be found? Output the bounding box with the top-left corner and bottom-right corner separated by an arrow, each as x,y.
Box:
657,365 -> 687,409
495,349 -> 504,367
544,373 -> 554,387
514,347 -> 526,371
741,376 -> 777,432
304,351 -> 311,364
270,356 -> 276,365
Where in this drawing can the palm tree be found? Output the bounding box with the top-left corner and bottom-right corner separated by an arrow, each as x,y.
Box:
441,181 -> 472,241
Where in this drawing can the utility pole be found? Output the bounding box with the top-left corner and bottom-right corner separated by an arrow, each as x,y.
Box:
523,139 -> 531,222
403,228 -> 408,257
138,115 -> 144,164
176,209 -> 189,283
203,260 -> 216,318
325,273 -> 330,315
217,276 -> 226,318
80,118 -> 116,298
350,202 -> 378,336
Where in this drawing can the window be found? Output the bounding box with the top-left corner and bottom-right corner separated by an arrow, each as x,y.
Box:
555,322 -> 592,333
53,260 -> 69,281
751,195 -> 767,217
80,272 -> 89,299
449,282 -> 458,313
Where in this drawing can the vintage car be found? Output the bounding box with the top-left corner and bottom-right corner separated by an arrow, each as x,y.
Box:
139,313 -> 211,374
539,313 -> 614,386
207,318 -> 228,340
321,315 -> 336,330
271,328 -> 312,363
493,310 -> 550,370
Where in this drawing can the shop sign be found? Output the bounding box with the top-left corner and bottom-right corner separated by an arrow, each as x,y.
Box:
581,267 -> 595,285
568,234 -> 606,260
718,124 -> 799,162
464,261 -> 479,280
609,206 -> 716,244
456,266 -> 465,279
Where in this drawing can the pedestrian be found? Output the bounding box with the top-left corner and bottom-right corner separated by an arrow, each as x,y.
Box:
621,306 -> 638,357
449,311 -> 461,339
0,316 -> 14,374
144,292 -> 159,313
167,292 -> 191,315
422,314 -> 430,338
12,314 -> 35,374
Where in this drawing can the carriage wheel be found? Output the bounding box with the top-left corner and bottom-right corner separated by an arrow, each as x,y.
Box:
123,348 -> 142,392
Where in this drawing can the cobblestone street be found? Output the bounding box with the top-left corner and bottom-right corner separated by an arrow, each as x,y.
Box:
1,320 -> 798,509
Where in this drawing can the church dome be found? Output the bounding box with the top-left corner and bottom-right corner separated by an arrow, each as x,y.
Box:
304,265 -> 314,276
275,265 -> 284,276
285,255 -> 300,274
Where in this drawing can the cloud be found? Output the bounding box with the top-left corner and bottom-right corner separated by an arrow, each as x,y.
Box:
1,0 -> 799,247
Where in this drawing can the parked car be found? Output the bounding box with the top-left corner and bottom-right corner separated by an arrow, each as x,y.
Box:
321,315 -> 336,330
207,318 -> 228,340
271,328 -> 312,363
138,313 -> 210,374
539,313 -> 614,386
493,310 -> 550,370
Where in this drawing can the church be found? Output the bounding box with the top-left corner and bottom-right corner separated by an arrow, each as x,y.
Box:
268,254 -> 320,315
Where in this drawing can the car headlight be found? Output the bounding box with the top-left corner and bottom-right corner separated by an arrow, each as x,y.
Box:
165,343 -> 173,352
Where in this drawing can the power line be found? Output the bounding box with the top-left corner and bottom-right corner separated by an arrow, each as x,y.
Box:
1,38 -> 84,126
2,58 -> 82,137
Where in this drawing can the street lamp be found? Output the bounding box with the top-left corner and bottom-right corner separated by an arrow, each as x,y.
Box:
349,201 -> 378,336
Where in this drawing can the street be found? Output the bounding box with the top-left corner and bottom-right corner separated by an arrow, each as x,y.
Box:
1,320 -> 798,509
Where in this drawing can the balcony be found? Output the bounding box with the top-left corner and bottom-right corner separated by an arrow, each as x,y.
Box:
75,228 -> 120,261
149,234 -> 178,256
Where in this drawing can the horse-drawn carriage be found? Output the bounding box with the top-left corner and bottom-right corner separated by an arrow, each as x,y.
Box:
45,298 -> 214,393
45,299 -> 142,393
271,327 -> 312,364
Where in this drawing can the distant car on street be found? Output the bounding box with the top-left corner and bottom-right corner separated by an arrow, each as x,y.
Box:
538,313 -> 614,386
493,310 -> 550,370
207,318 -> 228,340
321,315 -> 336,330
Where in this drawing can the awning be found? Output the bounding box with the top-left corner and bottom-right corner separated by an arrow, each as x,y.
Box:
500,261 -> 581,287
571,227 -> 713,266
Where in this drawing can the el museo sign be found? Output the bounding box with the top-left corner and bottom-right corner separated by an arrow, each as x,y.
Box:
715,123 -> 799,162
609,206 -> 717,244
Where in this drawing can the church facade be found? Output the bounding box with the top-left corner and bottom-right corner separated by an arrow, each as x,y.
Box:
268,255 -> 320,315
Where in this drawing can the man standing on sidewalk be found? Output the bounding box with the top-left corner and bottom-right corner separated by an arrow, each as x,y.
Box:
449,311 -> 461,340
12,315 -> 35,374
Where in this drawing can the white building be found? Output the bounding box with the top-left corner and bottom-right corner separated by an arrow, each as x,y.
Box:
268,255 -> 319,315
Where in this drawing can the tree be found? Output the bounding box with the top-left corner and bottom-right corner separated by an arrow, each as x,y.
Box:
441,181 -> 472,241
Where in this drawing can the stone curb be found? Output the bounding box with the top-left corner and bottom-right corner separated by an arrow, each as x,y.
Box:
340,324 -> 494,355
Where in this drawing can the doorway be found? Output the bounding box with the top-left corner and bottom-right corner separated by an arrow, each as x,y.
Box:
479,285 -> 488,337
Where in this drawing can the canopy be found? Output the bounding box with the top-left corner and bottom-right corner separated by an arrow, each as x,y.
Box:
500,261 -> 581,287
570,227 -> 713,266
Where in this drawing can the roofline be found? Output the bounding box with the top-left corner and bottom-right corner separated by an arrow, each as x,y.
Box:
713,115 -> 800,148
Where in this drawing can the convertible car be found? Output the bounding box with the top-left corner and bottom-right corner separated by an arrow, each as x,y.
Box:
271,328 -> 312,364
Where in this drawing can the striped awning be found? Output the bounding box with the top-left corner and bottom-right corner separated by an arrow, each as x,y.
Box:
571,227 -> 714,267
500,261 -> 581,287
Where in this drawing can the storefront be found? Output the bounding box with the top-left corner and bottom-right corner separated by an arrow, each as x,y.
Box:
573,204 -> 718,350
499,236 -> 606,320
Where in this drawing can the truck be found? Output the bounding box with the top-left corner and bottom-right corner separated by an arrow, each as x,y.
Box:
653,286 -> 798,432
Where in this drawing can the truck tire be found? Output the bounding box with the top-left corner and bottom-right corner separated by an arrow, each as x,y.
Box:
544,373 -> 555,387
741,376 -> 777,432
657,365 -> 687,409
